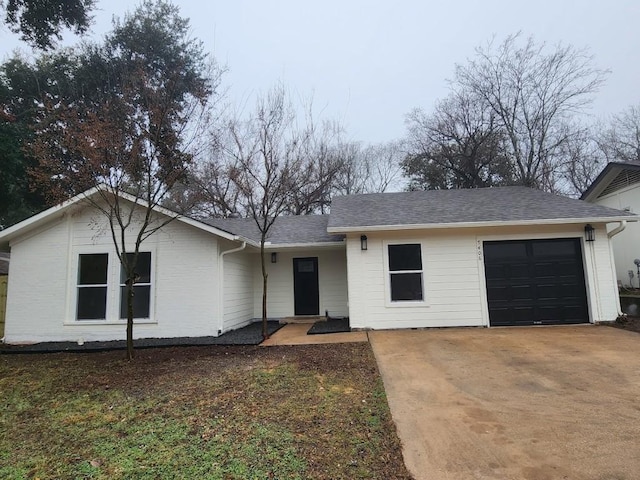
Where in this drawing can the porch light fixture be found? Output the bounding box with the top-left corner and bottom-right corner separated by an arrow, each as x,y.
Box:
271,252 -> 278,263
584,224 -> 595,242
360,235 -> 368,251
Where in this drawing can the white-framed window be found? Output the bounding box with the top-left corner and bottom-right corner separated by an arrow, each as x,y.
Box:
76,253 -> 109,320
388,243 -> 424,302
73,251 -> 153,322
119,252 -> 152,319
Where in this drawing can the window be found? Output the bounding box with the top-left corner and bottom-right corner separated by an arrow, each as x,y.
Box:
388,244 -> 423,301
77,253 -> 108,320
120,252 -> 152,319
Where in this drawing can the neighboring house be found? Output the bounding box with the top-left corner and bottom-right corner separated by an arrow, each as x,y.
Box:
0,186 -> 634,344
581,161 -> 640,287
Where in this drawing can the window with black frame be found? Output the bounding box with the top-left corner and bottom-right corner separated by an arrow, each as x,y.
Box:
119,252 -> 152,319
76,253 -> 109,320
388,244 -> 423,301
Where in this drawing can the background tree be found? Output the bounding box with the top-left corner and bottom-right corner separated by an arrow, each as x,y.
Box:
29,0 -> 217,360
0,52 -> 79,227
282,117 -> 344,215
332,140 -> 405,195
404,91 -> 512,190
417,33 -> 608,192
597,104 -> 640,163
2,0 -> 95,49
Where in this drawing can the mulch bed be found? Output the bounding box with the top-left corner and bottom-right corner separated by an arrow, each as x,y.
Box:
0,320 -> 283,354
608,316 -> 640,334
307,318 -> 351,335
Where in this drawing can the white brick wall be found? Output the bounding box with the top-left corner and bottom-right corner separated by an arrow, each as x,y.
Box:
5,203 -> 220,343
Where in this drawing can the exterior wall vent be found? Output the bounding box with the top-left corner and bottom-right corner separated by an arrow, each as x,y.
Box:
598,169 -> 640,198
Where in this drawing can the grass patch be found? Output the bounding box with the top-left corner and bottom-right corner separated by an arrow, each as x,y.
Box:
0,343 -> 410,479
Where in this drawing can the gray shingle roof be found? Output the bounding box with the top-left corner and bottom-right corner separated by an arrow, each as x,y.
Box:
328,186 -> 636,231
204,215 -> 344,245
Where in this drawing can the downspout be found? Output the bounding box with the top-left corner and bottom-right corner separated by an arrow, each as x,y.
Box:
218,240 -> 246,336
607,221 -> 627,317
607,220 -> 627,239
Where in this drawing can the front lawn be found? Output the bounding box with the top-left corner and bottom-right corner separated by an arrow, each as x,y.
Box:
0,343 -> 411,479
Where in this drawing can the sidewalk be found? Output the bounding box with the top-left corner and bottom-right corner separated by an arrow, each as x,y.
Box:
260,323 -> 368,346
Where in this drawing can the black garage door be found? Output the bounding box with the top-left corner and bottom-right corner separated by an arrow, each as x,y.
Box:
483,238 -> 589,326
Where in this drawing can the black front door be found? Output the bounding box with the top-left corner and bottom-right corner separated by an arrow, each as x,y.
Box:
484,238 -> 589,326
293,257 -> 319,315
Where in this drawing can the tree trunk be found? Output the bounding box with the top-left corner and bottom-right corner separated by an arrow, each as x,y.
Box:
126,280 -> 134,360
261,239 -> 269,340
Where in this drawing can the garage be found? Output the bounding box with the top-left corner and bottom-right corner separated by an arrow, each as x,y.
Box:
483,238 -> 589,326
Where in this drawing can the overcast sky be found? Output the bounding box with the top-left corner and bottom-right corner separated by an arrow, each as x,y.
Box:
1,0 -> 639,144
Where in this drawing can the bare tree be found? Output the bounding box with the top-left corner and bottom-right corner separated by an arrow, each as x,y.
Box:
284,118 -> 344,215
598,104 -> 640,163
453,33 -> 608,190
558,125 -> 602,196
333,140 -> 406,195
223,85 -> 304,339
404,90 -> 512,190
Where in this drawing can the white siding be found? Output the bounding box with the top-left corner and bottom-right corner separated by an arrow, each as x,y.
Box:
5,204 -> 220,343
591,185 -> 640,287
346,224 -> 620,330
252,248 -> 348,318
221,241 -> 255,332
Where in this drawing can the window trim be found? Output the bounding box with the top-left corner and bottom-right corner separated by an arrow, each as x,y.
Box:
383,241 -> 426,307
67,247 -> 156,325
76,253 -> 109,320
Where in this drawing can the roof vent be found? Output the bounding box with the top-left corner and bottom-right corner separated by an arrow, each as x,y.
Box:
228,212 -> 241,219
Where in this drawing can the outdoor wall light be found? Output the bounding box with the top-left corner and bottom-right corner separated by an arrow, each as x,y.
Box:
360,235 -> 368,251
271,252 -> 277,263
584,224 -> 595,242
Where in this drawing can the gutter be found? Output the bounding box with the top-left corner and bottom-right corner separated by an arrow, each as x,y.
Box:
218,240 -> 247,336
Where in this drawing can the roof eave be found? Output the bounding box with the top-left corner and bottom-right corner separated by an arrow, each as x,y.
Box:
262,241 -> 345,249
0,186 -> 241,245
327,216 -> 639,234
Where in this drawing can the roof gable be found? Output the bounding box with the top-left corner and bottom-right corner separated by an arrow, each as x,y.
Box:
0,186 -> 239,247
328,186 -> 636,232
581,161 -> 640,201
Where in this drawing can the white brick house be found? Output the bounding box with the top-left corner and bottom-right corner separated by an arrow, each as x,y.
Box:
0,186 -> 634,344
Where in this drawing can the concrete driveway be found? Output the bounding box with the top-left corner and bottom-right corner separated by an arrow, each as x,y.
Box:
369,326 -> 640,480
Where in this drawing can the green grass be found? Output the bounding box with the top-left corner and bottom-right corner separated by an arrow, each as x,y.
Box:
0,344 -> 410,479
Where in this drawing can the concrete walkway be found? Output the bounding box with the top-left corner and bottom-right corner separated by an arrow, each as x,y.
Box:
260,323 -> 368,346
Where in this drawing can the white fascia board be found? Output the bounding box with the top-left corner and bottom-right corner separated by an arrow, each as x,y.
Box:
0,186 -> 101,243
326,216 -> 639,234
